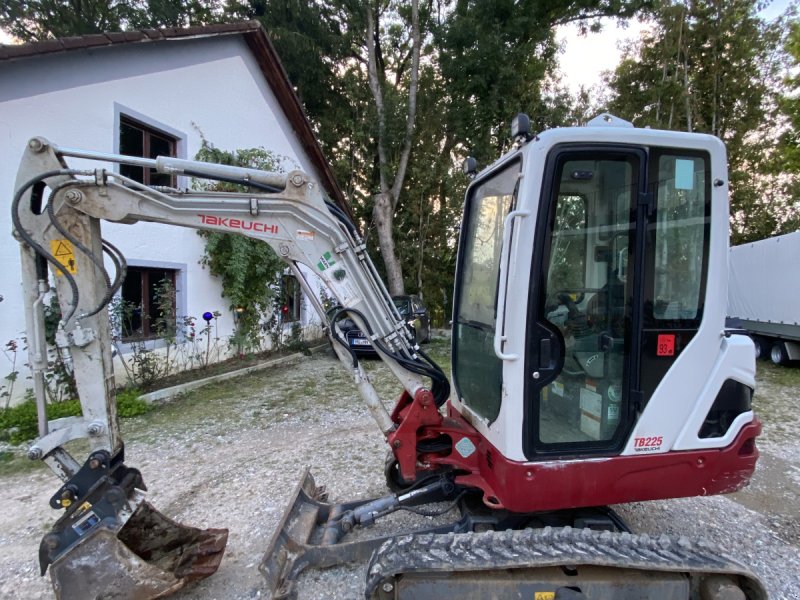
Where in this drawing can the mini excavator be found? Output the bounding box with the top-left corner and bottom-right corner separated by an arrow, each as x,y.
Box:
13,114 -> 764,599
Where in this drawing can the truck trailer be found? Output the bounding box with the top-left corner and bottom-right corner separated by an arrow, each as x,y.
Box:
728,231 -> 800,366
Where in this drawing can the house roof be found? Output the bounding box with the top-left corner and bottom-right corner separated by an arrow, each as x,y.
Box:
0,21 -> 349,214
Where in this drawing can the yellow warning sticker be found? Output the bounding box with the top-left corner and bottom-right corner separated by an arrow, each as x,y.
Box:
535,593 -> 555,600
50,239 -> 77,275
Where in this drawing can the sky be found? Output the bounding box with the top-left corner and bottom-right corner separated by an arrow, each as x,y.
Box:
556,19 -> 650,94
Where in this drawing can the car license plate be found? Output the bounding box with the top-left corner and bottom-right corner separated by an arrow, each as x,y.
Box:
351,338 -> 371,347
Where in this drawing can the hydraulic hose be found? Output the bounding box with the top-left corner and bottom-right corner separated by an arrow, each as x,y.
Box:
12,170 -> 86,324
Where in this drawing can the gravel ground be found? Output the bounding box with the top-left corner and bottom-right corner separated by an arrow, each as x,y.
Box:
0,341 -> 798,599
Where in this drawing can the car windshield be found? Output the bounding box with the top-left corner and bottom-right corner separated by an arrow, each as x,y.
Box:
393,298 -> 411,316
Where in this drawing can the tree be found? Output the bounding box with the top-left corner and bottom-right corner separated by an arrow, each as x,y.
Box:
778,17 -> 800,233
1,0 -> 135,40
435,0 -> 648,165
0,0 -> 220,41
783,20 -> 800,169
606,0 -> 791,243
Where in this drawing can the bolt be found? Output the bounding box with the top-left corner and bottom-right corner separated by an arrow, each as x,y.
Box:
44,533 -> 60,551
64,189 -> 83,204
279,244 -> 290,257
105,487 -> 124,505
27,446 -> 43,461
89,457 -> 102,470
290,173 -> 305,187
28,138 -> 45,153
392,440 -> 401,449
87,422 -> 104,436
382,581 -> 394,593
341,521 -> 353,533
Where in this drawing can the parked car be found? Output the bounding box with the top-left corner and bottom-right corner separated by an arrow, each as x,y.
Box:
328,295 -> 431,355
392,294 -> 431,344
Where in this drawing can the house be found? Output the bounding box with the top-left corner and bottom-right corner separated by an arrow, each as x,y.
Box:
0,22 -> 346,400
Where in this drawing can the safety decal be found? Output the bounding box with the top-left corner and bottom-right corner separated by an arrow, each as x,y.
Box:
455,437 -> 476,459
72,510 -> 100,536
317,251 -> 337,272
297,230 -> 315,241
534,593 -> 555,600
657,334 -> 676,356
50,239 -> 77,275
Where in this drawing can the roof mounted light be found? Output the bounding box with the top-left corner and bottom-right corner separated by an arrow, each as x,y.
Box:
463,157 -> 478,178
511,113 -> 532,142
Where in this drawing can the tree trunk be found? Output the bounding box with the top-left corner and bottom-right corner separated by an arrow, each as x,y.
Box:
365,0 -> 421,297
373,192 -> 404,294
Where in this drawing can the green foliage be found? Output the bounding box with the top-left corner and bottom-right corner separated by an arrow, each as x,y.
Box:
0,0 -> 221,42
606,0 -> 796,244
116,388 -> 150,417
194,138 -> 286,352
783,20 -> 800,170
4,0 -> 657,326
42,294 -> 78,402
0,389 -> 148,444
777,16 -> 800,234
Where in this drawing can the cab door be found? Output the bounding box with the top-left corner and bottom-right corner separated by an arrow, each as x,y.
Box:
524,147 -> 645,458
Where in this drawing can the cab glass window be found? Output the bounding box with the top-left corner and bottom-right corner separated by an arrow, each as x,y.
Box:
453,160 -> 519,422
648,153 -> 710,325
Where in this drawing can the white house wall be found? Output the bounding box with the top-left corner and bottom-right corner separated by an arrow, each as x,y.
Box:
0,35 -> 326,398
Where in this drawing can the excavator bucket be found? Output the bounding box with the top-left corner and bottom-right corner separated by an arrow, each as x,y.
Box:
42,497 -> 228,600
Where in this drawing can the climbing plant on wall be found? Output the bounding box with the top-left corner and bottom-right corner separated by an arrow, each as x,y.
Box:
194,138 -> 287,353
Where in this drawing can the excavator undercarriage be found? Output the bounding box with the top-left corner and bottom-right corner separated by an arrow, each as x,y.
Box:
260,469 -> 766,600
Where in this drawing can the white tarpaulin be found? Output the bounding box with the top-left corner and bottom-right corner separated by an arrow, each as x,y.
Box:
728,231 -> 800,325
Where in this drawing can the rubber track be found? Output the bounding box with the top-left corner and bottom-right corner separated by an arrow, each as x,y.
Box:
365,526 -> 768,599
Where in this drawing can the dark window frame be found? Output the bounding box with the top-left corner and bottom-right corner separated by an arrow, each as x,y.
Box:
118,116 -> 177,187
281,274 -> 302,323
120,267 -> 178,342
523,144 -> 646,460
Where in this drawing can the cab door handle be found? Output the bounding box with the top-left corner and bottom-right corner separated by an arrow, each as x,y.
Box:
540,337 -> 552,368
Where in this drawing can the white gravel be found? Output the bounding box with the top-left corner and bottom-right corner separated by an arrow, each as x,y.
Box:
0,346 -> 798,599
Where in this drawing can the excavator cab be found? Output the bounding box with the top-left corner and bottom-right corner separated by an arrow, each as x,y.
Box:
450,114 -> 758,510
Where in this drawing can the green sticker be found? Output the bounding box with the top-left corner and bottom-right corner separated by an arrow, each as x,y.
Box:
317,251 -> 337,272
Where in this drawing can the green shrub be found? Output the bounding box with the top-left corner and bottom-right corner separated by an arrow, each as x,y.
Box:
116,388 -> 150,418
0,389 -> 149,444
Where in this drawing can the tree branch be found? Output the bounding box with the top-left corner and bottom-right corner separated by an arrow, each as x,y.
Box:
366,2 -> 389,194
390,0 -> 420,207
